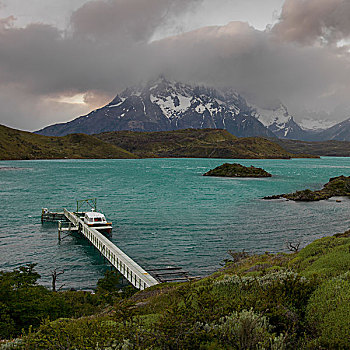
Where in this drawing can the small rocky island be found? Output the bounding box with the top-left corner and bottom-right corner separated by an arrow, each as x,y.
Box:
203,163 -> 272,177
264,175 -> 350,201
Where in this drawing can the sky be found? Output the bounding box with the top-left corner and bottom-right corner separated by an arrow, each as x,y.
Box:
1,0 -> 350,131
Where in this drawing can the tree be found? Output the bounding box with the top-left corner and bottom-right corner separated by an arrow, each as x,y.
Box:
51,268 -> 64,292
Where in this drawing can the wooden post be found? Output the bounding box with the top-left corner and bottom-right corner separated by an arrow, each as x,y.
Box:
58,221 -> 61,241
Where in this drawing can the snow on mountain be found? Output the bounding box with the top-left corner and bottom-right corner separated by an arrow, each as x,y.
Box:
316,117 -> 350,141
251,104 -> 308,139
299,118 -> 338,131
36,77 -> 274,138
252,105 -> 291,132
37,76 -> 350,141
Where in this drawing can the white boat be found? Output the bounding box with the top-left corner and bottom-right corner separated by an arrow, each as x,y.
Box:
83,209 -> 112,235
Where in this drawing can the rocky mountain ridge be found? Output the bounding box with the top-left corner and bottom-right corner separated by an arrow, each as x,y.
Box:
36,77 -> 350,141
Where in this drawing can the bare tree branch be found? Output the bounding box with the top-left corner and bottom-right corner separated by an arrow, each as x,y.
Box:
51,268 -> 65,292
286,241 -> 301,253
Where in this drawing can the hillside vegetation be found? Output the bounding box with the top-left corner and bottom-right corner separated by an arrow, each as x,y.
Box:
0,125 -> 318,160
96,128 -> 315,159
2,231 -> 349,349
0,124 -> 136,160
276,138 -> 350,157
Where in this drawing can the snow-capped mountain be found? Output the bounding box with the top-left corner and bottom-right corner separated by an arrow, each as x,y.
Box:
299,118 -> 337,132
36,77 -> 275,138
36,77 -> 349,141
315,117 -> 350,141
252,104 -> 309,140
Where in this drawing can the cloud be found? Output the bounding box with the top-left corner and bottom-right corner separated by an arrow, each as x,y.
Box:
70,0 -> 201,44
0,0 -> 203,98
151,22 -> 350,112
2,0 -> 350,131
0,0 -> 203,130
0,85 -> 94,131
272,0 -> 350,45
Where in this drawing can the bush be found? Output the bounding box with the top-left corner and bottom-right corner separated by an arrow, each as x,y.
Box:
290,235 -> 350,278
205,309 -> 286,349
306,273 -> 350,349
0,265 -> 102,339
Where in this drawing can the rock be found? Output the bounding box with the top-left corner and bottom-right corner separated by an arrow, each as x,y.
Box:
203,163 -> 272,178
265,175 -> 350,202
263,194 -> 284,200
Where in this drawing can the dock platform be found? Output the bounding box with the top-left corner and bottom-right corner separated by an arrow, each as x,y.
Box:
61,208 -> 159,290
42,202 -> 194,289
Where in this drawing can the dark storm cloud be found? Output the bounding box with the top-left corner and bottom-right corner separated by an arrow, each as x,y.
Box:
151,22 -> 350,112
1,0 -> 350,130
70,0 -> 201,44
272,0 -> 350,45
0,0 -> 202,96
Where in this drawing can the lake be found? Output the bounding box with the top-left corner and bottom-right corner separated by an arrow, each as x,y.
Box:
1,157 -> 349,289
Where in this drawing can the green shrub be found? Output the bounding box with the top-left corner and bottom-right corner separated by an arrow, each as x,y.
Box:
290,236 -> 350,278
205,309 -> 286,349
306,273 -> 350,349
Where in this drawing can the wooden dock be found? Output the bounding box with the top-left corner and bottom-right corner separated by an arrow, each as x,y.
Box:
42,199 -> 195,289
62,209 -> 159,290
42,207 -> 159,290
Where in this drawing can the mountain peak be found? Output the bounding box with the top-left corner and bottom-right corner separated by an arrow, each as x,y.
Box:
37,78 -> 275,138
38,78 -> 346,141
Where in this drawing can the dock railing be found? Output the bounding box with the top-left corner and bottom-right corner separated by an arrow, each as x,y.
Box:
63,209 -> 159,290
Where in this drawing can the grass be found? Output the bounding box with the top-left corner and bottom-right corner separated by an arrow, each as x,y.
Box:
290,231 -> 350,278
96,128 -> 316,159
276,138 -> 350,157
0,124 -> 137,160
1,125 -> 318,160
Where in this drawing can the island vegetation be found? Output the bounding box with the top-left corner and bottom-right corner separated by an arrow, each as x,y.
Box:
1,230 -> 349,349
203,163 -> 272,177
264,175 -> 350,201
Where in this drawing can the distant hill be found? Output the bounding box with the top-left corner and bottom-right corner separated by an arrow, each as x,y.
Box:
95,128 -> 313,159
0,125 -> 317,160
276,138 -> 350,157
0,124 -> 136,160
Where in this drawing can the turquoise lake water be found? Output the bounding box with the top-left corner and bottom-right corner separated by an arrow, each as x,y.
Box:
1,157 -> 350,289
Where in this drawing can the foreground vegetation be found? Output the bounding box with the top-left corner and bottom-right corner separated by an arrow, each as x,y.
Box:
1,230 -> 349,349
203,163 -> 272,177
265,175 -> 350,201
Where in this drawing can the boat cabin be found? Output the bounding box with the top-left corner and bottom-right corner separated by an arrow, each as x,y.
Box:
84,211 -> 108,226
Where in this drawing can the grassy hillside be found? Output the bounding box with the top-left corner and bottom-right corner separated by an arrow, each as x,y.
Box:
0,125 -> 318,160
4,231 -> 349,349
0,124 -> 137,160
276,138 -> 350,157
96,128 -> 314,159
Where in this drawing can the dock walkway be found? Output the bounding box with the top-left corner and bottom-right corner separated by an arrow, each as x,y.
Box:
62,208 -> 159,290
